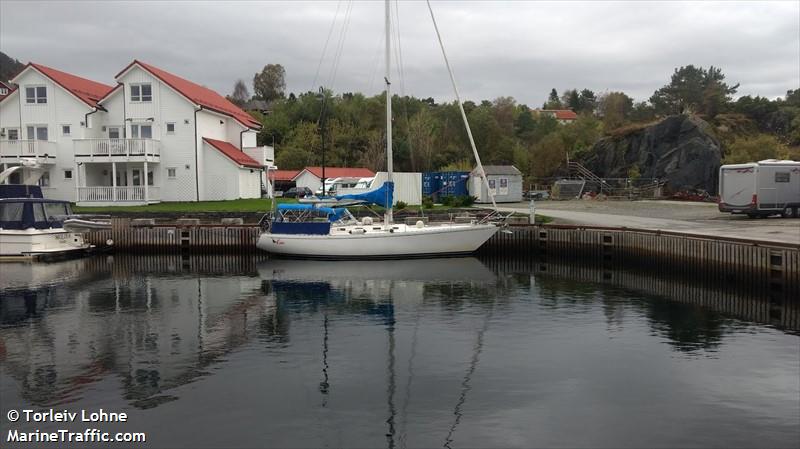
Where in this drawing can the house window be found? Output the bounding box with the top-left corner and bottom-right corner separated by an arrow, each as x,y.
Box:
62,125 -> 71,136
130,124 -> 153,139
130,83 -> 152,102
167,168 -> 177,179
0,87 -> 7,95
26,126 -> 48,141
166,122 -> 175,134
148,170 -> 154,186
25,86 -> 47,104
108,127 -> 121,139
64,170 -> 73,180
7,129 -> 18,140
38,171 -> 50,187
775,172 -> 790,183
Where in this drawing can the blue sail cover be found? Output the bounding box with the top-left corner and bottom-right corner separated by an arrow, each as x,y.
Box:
335,182 -> 394,208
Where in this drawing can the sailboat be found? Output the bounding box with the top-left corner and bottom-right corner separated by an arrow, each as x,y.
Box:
256,0 -> 502,259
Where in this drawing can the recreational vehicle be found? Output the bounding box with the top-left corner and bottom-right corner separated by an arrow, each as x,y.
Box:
718,160 -> 800,218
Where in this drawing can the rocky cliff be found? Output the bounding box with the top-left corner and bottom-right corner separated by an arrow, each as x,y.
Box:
581,115 -> 722,193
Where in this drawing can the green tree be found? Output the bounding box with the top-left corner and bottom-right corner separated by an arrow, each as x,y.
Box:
723,134 -> 790,164
650,65 -> 738,115
561,89 -> 581,111
253,64 -> 286,101
578,89 -> 597,114
544,88 -> 562,109
531,133 -> 567,178
276,121 -> 320,169
629,101 -> 656,122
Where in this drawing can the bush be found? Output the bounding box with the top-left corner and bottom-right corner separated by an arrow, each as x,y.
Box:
395,201 -> 407,210
441,195 -> 476,208
422,196 -> 434,209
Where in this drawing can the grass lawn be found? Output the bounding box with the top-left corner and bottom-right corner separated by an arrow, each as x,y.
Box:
72,198 -> 552,223
72,198 -> 290,213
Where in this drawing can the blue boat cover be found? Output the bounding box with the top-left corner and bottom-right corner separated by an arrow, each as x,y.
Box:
270,221 -> 332,235
335,182 -> 394,208
0,185 -> 43,199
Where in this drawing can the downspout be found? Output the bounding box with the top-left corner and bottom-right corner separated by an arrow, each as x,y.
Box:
194,106 -> 202,201
84,107 -> 99,132
121,83 -> 127,138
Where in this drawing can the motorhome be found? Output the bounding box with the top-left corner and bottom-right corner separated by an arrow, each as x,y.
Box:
718,159 -> 800,218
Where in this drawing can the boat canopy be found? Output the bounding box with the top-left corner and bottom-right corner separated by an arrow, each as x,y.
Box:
0,184 -> 44,199
0,198 -> 72,230
277,203 -> 348,222
335,182 -> 394,208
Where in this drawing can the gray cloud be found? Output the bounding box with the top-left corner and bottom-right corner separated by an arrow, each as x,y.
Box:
1,0 -> 797,106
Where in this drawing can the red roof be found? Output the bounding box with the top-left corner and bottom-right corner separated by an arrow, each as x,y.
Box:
203,138 -> 262,168
21,63 -> 114,108
117,60 -> 261,129
541,109 -> 578,120
269,170 -> 299,181
294,167 -> 375,180
0,81 -> 15,102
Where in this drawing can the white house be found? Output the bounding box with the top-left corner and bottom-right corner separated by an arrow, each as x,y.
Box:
293,166 -> 376,193
534,109 -> 578,125
0,60 -> 272,205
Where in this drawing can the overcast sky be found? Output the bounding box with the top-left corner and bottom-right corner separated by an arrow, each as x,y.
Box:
1,1 -> 798,106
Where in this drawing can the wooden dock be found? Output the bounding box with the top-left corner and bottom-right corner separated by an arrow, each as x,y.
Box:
85,218 -> 799,296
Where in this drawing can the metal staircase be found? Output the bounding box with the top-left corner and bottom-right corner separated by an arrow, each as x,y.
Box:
565,161 -> 665,199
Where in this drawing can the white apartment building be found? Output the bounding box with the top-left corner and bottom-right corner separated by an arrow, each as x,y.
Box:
0,61 -> 274,205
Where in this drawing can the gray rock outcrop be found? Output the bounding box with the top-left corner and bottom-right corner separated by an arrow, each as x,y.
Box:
582,115 -> 722,193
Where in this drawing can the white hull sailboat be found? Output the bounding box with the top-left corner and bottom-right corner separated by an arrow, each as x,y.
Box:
259,222 -> 498,259
257,0 -> 503,259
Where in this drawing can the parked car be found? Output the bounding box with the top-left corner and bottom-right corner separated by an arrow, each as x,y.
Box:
524,190 -> 550,200
283,187 -> 313,198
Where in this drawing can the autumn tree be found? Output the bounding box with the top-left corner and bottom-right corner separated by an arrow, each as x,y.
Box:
598,91 -> 633,130
253,64 -> 286,101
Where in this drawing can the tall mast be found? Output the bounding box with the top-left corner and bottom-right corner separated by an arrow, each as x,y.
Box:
384,0 -> 393,226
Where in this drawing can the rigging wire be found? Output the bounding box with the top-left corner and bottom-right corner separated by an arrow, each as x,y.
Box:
426,0 -> 497,209
310,0 -> 344,92
326,0 -> 355,92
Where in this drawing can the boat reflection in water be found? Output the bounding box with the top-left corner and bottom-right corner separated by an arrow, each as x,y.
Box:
0,254 -> 798,448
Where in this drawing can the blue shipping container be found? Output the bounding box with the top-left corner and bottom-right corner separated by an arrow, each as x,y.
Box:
440,171 -> 469,197
422,172 -> 440,196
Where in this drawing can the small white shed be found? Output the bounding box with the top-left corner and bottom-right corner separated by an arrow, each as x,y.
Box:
469,165 -> 523,203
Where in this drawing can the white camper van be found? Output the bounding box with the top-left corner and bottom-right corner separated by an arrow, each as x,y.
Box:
718,160 -> 800,218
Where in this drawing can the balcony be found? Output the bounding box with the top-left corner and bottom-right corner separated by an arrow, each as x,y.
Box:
74,138 -> 160,163
77,186 -> 161,206
0,140 -> 58,163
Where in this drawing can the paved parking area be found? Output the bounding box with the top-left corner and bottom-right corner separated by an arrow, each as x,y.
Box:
497,200 -> 800,245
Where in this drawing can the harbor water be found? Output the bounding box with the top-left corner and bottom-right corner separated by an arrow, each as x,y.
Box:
1,255 -> 798,448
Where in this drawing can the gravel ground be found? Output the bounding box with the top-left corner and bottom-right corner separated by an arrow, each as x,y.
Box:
498,199 -> 800,244
526,199 -> 723,221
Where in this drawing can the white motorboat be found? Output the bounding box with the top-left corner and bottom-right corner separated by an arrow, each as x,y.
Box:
257,1 -> 503,259
0,164 -> 110,260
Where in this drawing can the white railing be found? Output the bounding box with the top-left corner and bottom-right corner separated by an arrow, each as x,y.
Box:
78,186 -> 161,202
73,139 -> 160,159
0,140 -> 58,160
